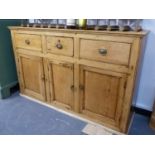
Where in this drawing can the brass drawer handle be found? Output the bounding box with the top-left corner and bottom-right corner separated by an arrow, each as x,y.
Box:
56,40 -> 63,49
98,48 -> 107,56
25,39 -> 30,45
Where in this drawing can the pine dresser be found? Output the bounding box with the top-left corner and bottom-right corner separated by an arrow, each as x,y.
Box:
9,27 -> 148,133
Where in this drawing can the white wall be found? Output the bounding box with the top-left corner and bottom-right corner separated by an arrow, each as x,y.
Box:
135,19 -> 155,111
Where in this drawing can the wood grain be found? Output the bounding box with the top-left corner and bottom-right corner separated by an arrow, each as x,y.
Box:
80,39 -> 131,65
46,36 -> 73,56
9,27 -> 147,133
79,65 -> 126,127
47,60 -> 74,109
17,53 -> 46,101
15,33 -> 42,51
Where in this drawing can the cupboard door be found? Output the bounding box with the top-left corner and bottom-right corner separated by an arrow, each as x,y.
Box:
79,65 -> 126,128
18,53 -> 46,101
47,60 -> 74,109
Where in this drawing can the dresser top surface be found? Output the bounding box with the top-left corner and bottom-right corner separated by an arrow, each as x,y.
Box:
8,26 -> 148,37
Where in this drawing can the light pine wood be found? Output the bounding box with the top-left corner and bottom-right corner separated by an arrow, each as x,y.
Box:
42,35 -> 47,54
46,36 -> 73,56
17,53 -> 46,101
10,31 -> 24,93
8,26 -> 147,37
120,38 -> 142,131
43,58 -> 50,103
47,59 -> 74,109
80,39 -> 131,65
9,27 -> 147,133
15,33 -> 42,51
73,64 -> 80,112
74,37 -> 80,58
79,65 -> 126,127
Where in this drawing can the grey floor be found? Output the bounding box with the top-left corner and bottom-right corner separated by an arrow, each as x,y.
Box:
0,92 -> 86,135
128,113 -> 155,135
0,92 -> 155,135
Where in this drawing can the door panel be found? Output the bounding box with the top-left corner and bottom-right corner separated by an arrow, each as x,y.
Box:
80,65 -> 126,127
84,71 -> 119,118
18,53 -> 46,101
48,60 -> 74,109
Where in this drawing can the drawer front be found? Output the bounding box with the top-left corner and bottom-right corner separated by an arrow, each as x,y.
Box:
80,39 -> 131,65
15,33 -> 42,51
46,36 -> 73,56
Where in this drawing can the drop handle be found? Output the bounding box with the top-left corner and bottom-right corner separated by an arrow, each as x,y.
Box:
25,39 -> 30,45
98,48 -> 107,56
56,40 -> 63,49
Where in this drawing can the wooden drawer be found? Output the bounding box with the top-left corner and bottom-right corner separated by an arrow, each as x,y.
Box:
46,36 -> 73,56
80,39 -> 131,65
15,33 -> 42,51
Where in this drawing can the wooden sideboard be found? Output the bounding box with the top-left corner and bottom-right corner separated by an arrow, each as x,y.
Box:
9,27 -> 147,133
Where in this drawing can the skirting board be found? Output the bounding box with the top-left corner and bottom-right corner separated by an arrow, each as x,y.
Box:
135,103 -> 152,112
20,94 -> 123,135
127,112 -> 135,134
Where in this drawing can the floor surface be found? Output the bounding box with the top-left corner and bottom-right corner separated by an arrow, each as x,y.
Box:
0,92 -> 86,135
128,113 -> 155,135
0,92 -> 155,135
